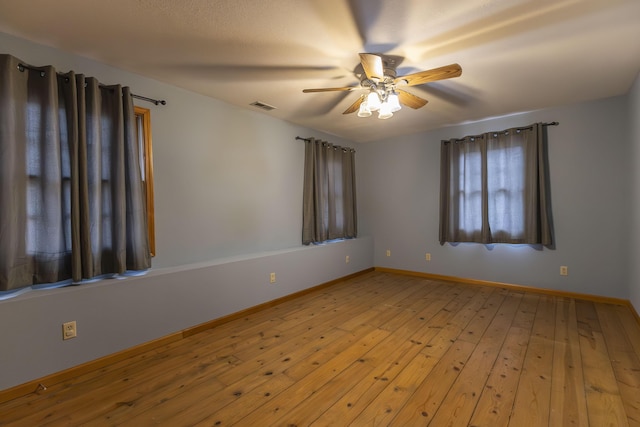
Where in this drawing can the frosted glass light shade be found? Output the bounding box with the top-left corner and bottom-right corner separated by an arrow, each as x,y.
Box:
388,92 -> 401,112
357,101 -> 372,117
378,101 -> 393,119
367,91 -> 381,111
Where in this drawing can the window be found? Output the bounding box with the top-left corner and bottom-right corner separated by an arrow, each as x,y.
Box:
439,123 -> 553,246
486,144 -> 525,238
0,54 -> 151,292
302,138 -> 357,244
134,106 -> 156,256
25,100 -> 71,256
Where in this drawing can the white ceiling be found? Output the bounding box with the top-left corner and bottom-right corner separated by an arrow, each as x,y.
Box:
1,0 -> 639,142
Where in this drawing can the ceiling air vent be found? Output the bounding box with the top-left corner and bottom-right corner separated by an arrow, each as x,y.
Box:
250,101 -> 277,111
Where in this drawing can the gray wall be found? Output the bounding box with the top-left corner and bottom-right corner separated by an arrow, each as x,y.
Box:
359,96 -> 632,300
629,72 -> 640,312
0,32 -> 374,390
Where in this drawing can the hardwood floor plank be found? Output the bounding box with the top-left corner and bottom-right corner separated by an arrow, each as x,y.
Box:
214,280 -> 432,390
394,341 -> 478,426
130,324 -> 378,424
275,273 -> 396,323
158,302 -> 392,423
123,359 -> 296,426
468,293 -> 539,427
221,281 -> 460,426
389,287 -> 509,425
242,282 -> 468,425
614,305 -> 640,357
348,285 -> 493,426
306,285 -> 488,426
427,291 -> 525,426
336,280 -> 449,333
1,272 -> 639,426
509,295 -> 556,426
222,327 -> 393,426
576,300 -> 630,426
549,298 -> 589,427
595,303 -> 640,425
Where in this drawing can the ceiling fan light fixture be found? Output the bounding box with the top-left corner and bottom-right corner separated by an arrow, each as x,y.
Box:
367,90 -> 381,111
304,54 -> 461,120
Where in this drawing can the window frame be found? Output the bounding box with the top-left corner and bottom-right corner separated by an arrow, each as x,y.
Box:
134,106 -> 156,257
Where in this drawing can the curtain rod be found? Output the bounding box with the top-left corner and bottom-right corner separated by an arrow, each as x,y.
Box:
298,122 -> 559,144
445,121 -> 559,143
131,94 -> 166,106
17,62 -> 166,106
296,136 -> 356,153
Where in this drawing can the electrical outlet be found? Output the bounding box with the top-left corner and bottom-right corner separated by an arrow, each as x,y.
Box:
345,255 -> 350,264
425,253 -> 431,261
560,266 -> 568,276
386,249 -> 391,257
270,272 -> 276,283
62,321 -> 77,340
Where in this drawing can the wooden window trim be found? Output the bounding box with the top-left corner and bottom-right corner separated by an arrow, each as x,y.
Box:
134,106 -> 156,257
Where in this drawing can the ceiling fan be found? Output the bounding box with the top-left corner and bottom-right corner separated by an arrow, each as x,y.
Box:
303,53 -> 462,119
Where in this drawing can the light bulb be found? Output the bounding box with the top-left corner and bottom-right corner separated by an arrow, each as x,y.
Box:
388,92 -> 401,113
367,91 -> 381,111
378,101 -> 393,119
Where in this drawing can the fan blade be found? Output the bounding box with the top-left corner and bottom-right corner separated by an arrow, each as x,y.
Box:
303,86 -> 357,93
397,90 -> 428,109
395,63 -> 462,87
359,53 -> 384,80
343,96 -> 364,115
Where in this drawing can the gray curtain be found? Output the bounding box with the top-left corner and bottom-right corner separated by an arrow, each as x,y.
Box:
302,138 -> 357,244
0,54 -> 151,292
439,123 -> 553,246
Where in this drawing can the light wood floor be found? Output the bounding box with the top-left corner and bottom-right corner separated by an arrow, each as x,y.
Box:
1,271 -> 639,426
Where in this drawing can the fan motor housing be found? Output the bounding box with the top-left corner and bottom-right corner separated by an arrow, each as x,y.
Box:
382,57 -> 398,79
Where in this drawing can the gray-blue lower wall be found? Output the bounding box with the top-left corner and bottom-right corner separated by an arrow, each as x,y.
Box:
0,237 -> 373,391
